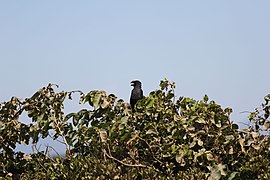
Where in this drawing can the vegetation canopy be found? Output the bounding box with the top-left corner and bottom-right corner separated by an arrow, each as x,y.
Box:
0,79 -> 270,179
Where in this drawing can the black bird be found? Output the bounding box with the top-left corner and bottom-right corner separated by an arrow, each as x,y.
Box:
130,80 -> 143,110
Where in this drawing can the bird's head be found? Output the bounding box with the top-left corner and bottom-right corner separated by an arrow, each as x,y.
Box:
131,80 -> 142,87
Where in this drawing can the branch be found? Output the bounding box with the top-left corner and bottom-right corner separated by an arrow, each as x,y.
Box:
103,144 -> 147,168
45,144 -> 65,159
138,137 -> 163,165
52,118 -> 71,156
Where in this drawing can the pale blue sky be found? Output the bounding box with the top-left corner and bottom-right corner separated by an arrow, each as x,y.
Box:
1,1 -> 270,153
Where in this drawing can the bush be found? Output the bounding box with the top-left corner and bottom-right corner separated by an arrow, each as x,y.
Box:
0,80 -> 270,179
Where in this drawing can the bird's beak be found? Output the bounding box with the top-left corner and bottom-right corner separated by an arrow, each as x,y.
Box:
130,81 -> 135,86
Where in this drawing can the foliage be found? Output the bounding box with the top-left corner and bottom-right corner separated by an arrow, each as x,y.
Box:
0,80 -> 270,179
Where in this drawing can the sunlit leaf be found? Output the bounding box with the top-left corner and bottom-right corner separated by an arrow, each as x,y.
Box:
99,129 -> 107,143
93,93 -> 102,109
146,129 -> 156,135
262,121 -> 270,130
198,139 -> 203,146
206,153 -> 214,161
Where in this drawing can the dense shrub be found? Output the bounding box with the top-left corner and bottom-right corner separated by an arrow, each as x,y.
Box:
0,80 -> 269,179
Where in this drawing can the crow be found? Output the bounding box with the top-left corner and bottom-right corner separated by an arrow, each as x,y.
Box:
130,80 -> 143,110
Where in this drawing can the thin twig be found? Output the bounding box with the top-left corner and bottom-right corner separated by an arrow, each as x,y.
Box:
240,111 -> 253,114
47,145 -> 62,158
69,90 -> 84,95
44,145 -> 57,162
49,134 -> 66,145
238,122 -> 251,127
32,145 -> 49,172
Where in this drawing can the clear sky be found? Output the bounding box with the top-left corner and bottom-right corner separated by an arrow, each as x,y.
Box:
1,1 -> 270,153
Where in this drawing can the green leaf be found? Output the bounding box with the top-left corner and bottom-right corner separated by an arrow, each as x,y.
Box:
73,115 -> 79,126
93,93 -> 102,109
232,123 -> 239,130
176,150 -> 185,166
217,164 -> 227,176
264,94 -> 270,105
146,97 -> 155,108
99,129 -> 107,143
65,113 -> 76,122
120,116 -> 129,124
208,164 -> 227,180
251,132 -> 259,139
224,108 -> 233,115
101,98 -> 109,109
225,135 -> 235,144
127,131 -> 139,145
203,95 -> 209,102
206,153 -> 214,161
195,118 -> 206,124
66,137 -> 73,146
197,139 -> 203,146
228,172 -> 239,180
146,129 -> 156,135
120,132 -> 130,141
262,121 -> 270,130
